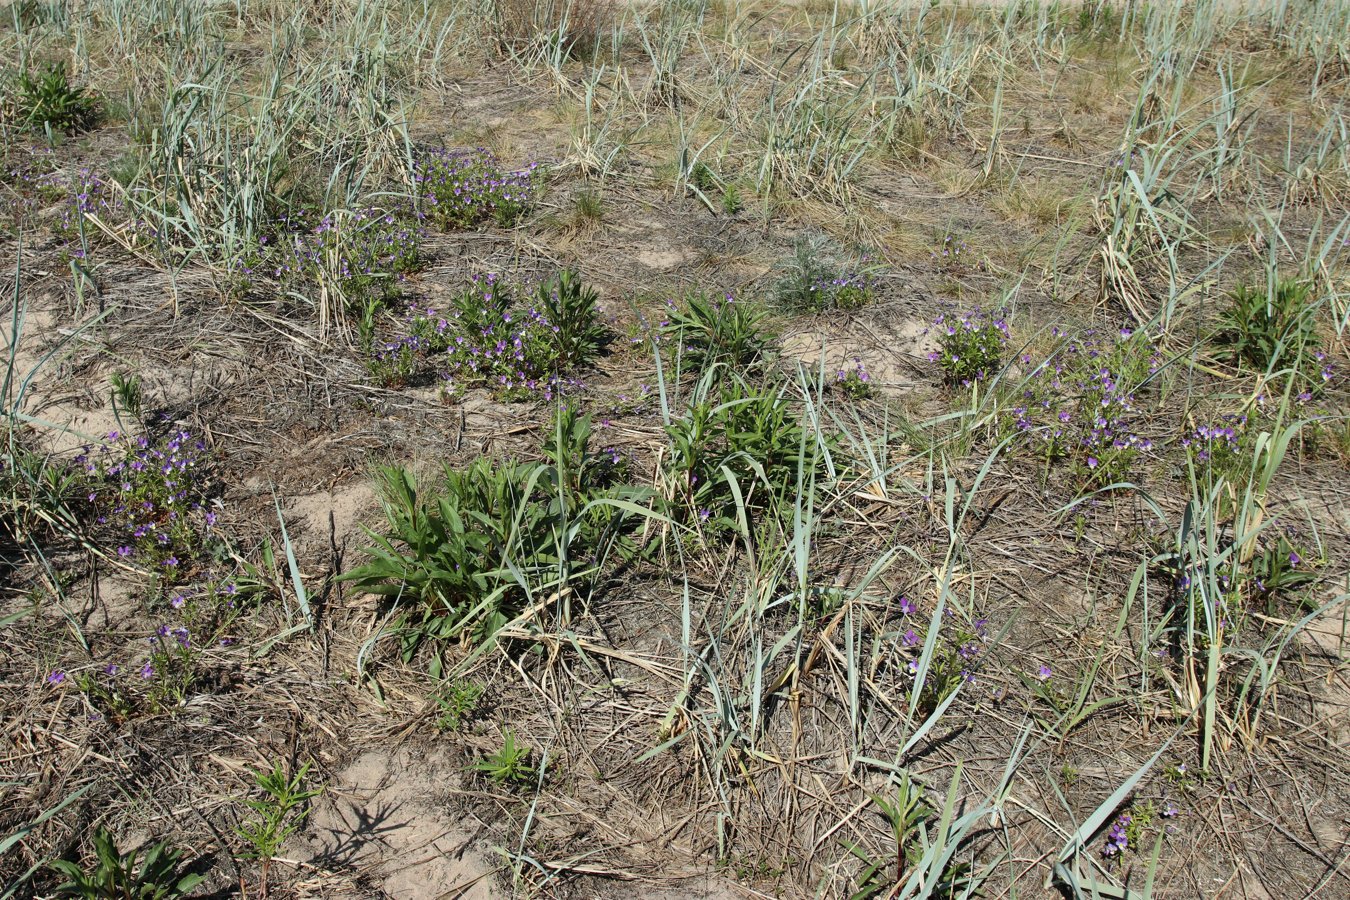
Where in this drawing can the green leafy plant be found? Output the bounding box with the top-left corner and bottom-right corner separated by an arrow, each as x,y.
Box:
1214,277 -> 1323,385
13,61 -> 97,133
928,309 -> 1009,386
721,182 -> 742,215
343,409 -> 635,654
235,760 -> 324,895
433,679 -> 484,731
471,729 -> 536,787
664,376 -> 828,528
109,372 -> 143,428
343,459 -> 553,652
48,827 -> 203,900
537,269 -> 606,369
846,770 -> 980,899
772,235 -> 874,312
663,292 -> 770,373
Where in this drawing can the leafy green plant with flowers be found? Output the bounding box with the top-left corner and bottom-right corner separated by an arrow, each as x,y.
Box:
76,427 -> 224,576
927,309 -> 1009,386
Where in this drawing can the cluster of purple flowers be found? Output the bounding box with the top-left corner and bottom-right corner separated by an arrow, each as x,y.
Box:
1,163 -> 142,252
931,234 -> 974,270
897,599 -> 990,692
1103,813 -> 1131,856
414,148 -> 538,230
45,587 -> 241,719
1181,416 -> 1246,465
808,272 -> 873,309
366,303 -> 454,385
1008,326 -> 1162,484
76,429 -> 220,571
38,167 -> 129,240
229,205 -> 422,308
367,275 -> 583,402
927,308 -> 1010,386
835,357 -> 873,399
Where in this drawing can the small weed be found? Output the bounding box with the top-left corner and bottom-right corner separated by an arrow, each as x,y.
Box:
235,760 -> 324,894
835,358 -> 874,400
109,372 -> 143,425
721,183 -> 742,215
433,679 -> 484,731
846,771 -> 979,899
471,729 -> 536,787
48,827 -> 203,900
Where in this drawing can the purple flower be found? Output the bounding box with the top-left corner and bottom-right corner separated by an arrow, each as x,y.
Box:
47,669 -> 67,686
1288,551 -> 1301,567
1103,813 -> 1131,856
1035,664 -> 1052,681
898,596 -> 915,615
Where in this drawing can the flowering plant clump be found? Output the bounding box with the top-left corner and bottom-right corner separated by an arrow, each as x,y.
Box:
808,272 -> 873,310
894,602 -> 992,715
415,147 -> 539,229
364,302 -> 454,386
38,166 -> 132,243
931,234 -> 975,272
364,273 -> 598,401
772,237 -> 880,312
48,575 -> 249,720
228,205 -> 422,312
1102,800 -> 1177,860
928,309 -> 1009,386
1181,413 -> 1255,492
835,358 -> 874,400
1,162 -> 141,249
76,428 -> 223,574
1006,326 -> 1162,487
